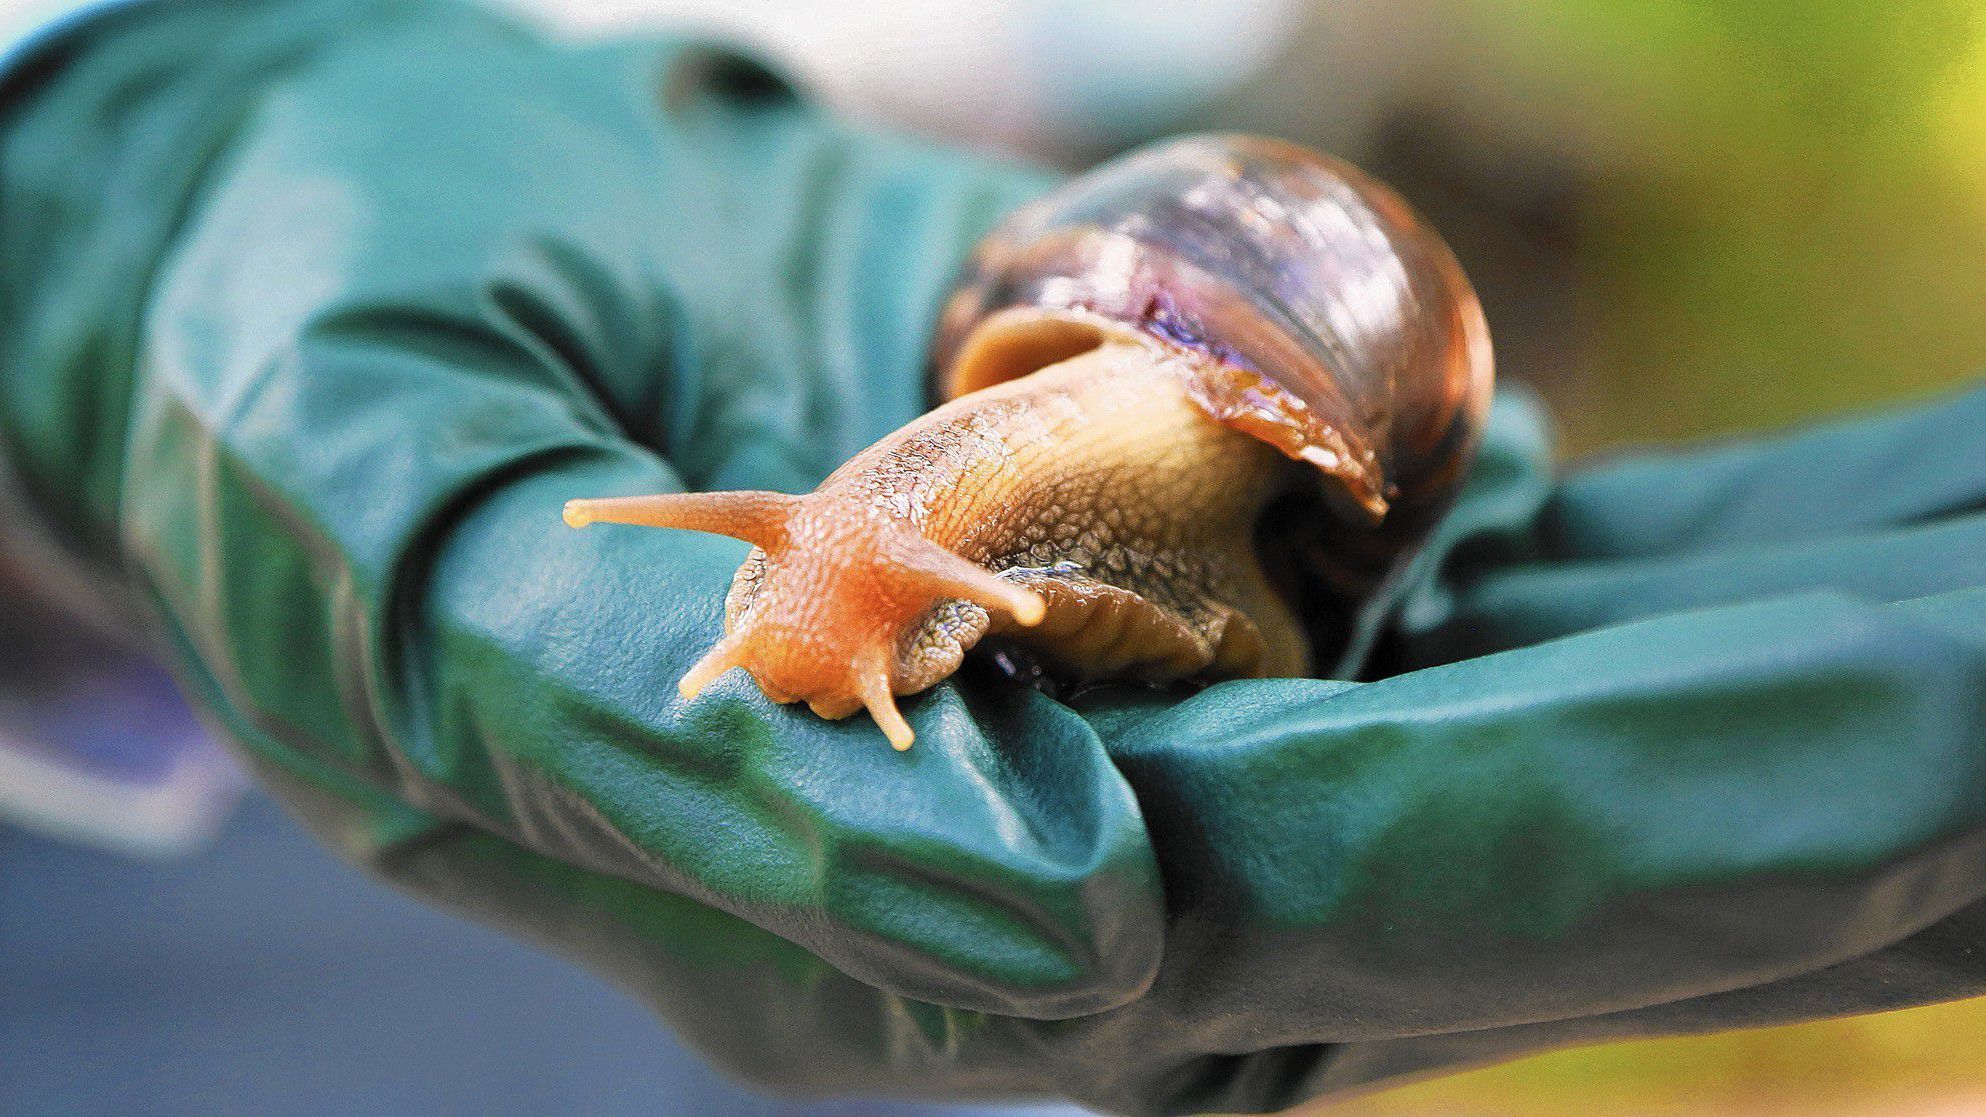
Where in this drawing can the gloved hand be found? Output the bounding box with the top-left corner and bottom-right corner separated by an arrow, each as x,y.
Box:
4,2 -> 1985,1114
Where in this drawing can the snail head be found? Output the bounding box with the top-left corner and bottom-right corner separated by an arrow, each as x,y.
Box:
563,490 -> 1044,749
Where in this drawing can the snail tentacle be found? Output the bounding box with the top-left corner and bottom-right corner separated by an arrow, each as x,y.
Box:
563,490 -> 799,548
854,646 -> 916,751
885,534 -> 1048,628
677,630 -> 750,701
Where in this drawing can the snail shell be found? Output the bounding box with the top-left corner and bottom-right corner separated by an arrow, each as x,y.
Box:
935,133 -> 1492,552
564,134 -> 1493,749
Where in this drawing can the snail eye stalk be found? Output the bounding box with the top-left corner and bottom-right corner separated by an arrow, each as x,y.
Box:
563,491 -> 800,551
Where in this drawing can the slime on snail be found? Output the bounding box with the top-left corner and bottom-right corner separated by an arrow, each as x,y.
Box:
563,135 -> 1494,749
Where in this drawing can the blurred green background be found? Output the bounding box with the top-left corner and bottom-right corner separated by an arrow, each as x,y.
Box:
1193,0 -> 1986,456
1333,999 -> 1986,1116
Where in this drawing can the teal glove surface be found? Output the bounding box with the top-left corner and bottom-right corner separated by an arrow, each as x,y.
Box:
4,3 -> 1985,1113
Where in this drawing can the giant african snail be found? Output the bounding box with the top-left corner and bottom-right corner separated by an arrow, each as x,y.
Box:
565,134 -> 1493,749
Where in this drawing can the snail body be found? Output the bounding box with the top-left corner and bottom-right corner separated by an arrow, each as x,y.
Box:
565,135 -> 1493,749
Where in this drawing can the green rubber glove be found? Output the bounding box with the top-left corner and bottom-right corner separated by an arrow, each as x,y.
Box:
5,2 -> 1985,1114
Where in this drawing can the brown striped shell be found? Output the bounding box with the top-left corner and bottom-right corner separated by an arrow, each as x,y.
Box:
932,134 -> 1493,559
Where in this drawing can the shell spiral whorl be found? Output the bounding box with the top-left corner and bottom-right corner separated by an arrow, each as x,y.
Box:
934,134 -> 1493,526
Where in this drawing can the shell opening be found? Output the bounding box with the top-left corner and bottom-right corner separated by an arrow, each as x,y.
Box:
940,309 -> 1110,398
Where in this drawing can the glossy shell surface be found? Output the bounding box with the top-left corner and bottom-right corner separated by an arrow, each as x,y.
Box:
933,134 -> 1493,525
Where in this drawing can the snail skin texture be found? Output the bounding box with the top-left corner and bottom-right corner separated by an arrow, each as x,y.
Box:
565,135 -> 1493,749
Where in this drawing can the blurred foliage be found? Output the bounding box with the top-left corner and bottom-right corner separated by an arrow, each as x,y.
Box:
1313,998 -> 1986,1116
1441,0 -> 1986,452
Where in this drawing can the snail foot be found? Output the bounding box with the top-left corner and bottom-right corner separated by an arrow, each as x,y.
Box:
1002,572 -> 1271,684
